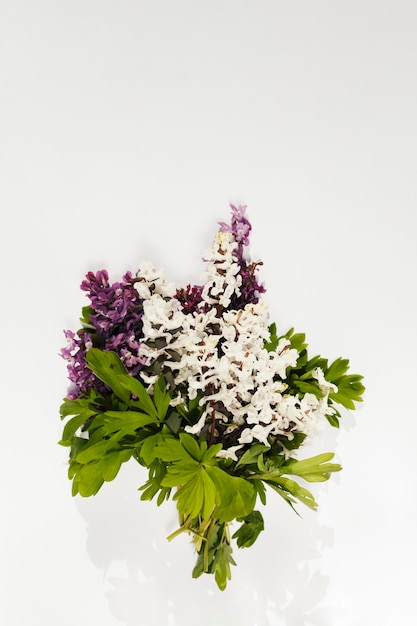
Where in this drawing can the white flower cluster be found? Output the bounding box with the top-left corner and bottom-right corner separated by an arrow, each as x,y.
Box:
134,234 -> 336,460
201,231 -> 242,308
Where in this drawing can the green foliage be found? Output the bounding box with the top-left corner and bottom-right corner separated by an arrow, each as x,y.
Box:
59,332 -> 364,590
283,327 -> 309,354
79,305 -> 94,327
283,452 -> 342,482
235,443 -> 270,468
191,520 -> 236,591
277,328 -> 365,425
139,458 -> 172,506
232,511 -> 265,548
59,349 -> 173,499
86,348 -> 131,404
264,322 -> 279,352
266,476 -> 318,512
154,434 -> 256,522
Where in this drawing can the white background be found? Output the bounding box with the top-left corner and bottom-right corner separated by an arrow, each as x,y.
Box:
1,1 -> 416,625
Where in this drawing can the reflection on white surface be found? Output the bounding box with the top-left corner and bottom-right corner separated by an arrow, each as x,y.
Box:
75,459 -> 339,626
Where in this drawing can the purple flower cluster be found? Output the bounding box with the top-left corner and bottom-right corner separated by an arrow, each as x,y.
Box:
61,270 -> 145,399
60,329 -> 102,400
175,283 -> 204,314
219,204 -> 252,253
221,204 -> 266,309
230,258 -> 266,309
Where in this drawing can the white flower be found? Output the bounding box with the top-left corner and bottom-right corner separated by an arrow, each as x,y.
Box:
272,338 -> 299,379
133,229 -> 331,457
200,231 -> 242,307
134,262 -> 176,299
184,411 -> 208,435
216,445 -> 244,461
312,367 -> 338,393
238,427 -> 254,445
239,424 -> 273,447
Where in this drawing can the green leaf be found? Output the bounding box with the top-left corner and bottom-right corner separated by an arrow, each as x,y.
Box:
71,448 -> 133,496
80,305 -> 93,326
280,432 -> 307,450
75,440 -> 108,463
85,349 -> 130,404
207,466 -> 257,522
291,380 -> 324,398
160,461 -> 202,485
264,323 -> 278,352
119,376 -> 159,420
72,462 -> 104,497
171,468 -> 217,519
232,511 -> 265,548
284,452 -> 342,482
191,520 -> 236,590
330,375 -> 365,407
155,432 -> 222,466
102,449 -> 132,481
267,476 -> 318,510
155,436 -> 237,520
326,413 -> 340,428
213,542 -> 236,591
153,376 -> 171,419
284,327 -> 308,353
67,436 -> 89,461
59,397 -> 97,420
201,441 -> 223,463
175,395 -> 204,425
165,412 -> 182,435
139,459 -> 171,504
139,433 -> 165,465
179,432 -> 205,461
235,443 -> 269,468
192,521 -> 220,577
101,410 -> 158,437
329,390 -> 355,410
59,413 -> 92,446
154,436 -> 192,464
305,355 -> 328,371
325,357 -> 350,381
252,478 -> 267,505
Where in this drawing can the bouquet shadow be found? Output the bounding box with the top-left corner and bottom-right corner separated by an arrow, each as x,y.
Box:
76,460 -> 343,626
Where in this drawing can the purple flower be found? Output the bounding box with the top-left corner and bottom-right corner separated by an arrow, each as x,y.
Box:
60,329 -> 107,399
218,204 -> 265,309
219,204 -> 252,254
61,269 -> 146,399
175,284 -> 204,314
230,260 -> 266,309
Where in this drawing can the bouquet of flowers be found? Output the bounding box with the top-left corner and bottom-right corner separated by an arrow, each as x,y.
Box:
59,205 -> 364,590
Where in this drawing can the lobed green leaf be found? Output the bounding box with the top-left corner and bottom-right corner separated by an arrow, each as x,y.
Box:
120,376 -> 159,419
207,466 -> 257,523
153,376 -> 171,420
85,348 -> 130,405
232,511 -> 265,549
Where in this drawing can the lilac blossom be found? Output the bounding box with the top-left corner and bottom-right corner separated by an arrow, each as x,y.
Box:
60,329 -> 107,400
81,270 -> 145,372
175,284 -> 203,314
61,270 -> 146,399
218,204 -> 252,253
